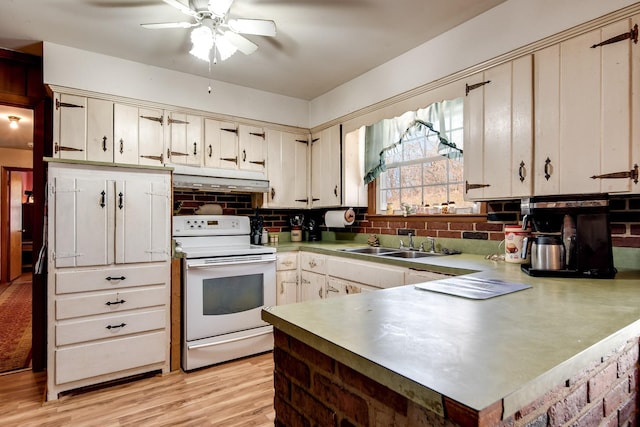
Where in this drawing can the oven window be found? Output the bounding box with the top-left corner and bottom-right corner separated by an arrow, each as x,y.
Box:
202,274 -> 264,315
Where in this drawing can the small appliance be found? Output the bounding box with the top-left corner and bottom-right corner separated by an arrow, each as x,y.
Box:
520,194 -> 616,278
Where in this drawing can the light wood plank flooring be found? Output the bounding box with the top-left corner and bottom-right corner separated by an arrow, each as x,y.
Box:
0,352 -> 275,427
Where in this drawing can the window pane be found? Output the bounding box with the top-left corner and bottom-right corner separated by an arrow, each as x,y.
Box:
424,160 -> 448,185
401,187 -> 422,207
448,158 -> 464,182
400,164 -> 422,187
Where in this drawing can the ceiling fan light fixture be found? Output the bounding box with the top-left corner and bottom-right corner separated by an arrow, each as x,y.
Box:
208,0 -> 233,18
189,25 -> 214,62
8,115 -> 20,129
215,34 -> 238,61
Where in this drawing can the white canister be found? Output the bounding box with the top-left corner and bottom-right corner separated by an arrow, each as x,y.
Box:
261,228 -> 269,245
504,225 -> 530,264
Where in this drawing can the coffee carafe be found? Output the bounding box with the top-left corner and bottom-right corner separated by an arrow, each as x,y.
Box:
520,194 -> 616,278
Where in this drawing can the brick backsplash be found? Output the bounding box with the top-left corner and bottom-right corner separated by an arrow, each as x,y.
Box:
173,191 -> 640,248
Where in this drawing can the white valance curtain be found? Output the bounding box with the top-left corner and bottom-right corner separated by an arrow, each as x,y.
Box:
363,98 -> 463,185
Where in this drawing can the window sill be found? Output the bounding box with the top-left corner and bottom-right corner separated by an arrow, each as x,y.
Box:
368,214 -> 487,223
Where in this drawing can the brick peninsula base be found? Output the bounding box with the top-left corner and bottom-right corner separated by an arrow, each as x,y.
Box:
271,329 -> 639,427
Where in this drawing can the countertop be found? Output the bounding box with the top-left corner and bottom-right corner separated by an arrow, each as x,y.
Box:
262,242 -> 640,417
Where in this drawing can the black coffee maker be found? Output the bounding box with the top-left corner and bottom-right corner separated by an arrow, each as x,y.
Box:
520,193 -> 616,278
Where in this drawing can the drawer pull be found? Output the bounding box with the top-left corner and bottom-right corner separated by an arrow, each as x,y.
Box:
106,276 -> 126,281
105,299 -> 126,306
106,323 -> 127,330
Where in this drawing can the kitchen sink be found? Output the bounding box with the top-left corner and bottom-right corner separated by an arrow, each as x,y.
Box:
339,247 -> 398,255
379,251 -> 443,259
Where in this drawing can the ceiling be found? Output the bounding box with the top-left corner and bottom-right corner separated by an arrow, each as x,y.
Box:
0,0 -> 506,150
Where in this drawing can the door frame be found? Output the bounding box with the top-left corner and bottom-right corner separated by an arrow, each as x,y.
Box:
0,166 -> 32,283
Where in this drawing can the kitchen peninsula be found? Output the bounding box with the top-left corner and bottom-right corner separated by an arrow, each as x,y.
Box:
262,252 -> 640,426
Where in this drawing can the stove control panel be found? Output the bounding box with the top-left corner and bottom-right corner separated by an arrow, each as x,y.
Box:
172,215 -> 250,236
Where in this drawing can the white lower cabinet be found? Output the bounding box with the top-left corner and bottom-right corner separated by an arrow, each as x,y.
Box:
326,256 -> 405,290
300,270 -> 325,301
47,163 -> 171,401
276,252 -> 298,305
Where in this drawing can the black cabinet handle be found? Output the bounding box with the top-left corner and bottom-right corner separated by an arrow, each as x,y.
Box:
100,191 -> 106,208
105,299 -> 126,306
193,142 -> 197,155
544,157 -> 552,181
102,136 -> 107,152
118,192 -> 124,209
242,150 -> 247,162
119,138 -> 124,154
208,144 -> 212,158
106,323 -> 126,330
518,161 -> 526,182
105,276 -> 126,281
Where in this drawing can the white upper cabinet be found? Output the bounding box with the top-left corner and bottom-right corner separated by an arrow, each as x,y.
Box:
310,125 -> 341,208
203,119 -> 239,170
239,124 -> 267,173
137,107 -> 165,166
54,93 -> 88,160
534,16 -> 640,194
343,127 -> 368,207
53,91 -> 166,167
166,112 -> 203,166
463,55 -> 533,200
265,129 -> 309,208
86,98 -> 114,163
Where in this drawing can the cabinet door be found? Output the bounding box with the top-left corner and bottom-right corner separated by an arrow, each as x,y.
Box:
86,98 -> 114,163
464,56 -> 533,200
343,128 -> 368,207
54,93 -> 87,160
300,270 -> 324,301
204,120 -> 239,169
115,174 -> 170,264
276,270 -> 298,305
52,175 -> 113,268
167,113 -> 202,166
239,125 -> 267,172
138,108 -> 165,166
325,277 -> 348,298
113,103 -> 139,165
535,18 -> 638,194
310,126 -> 341,208
265,130 -> 309,208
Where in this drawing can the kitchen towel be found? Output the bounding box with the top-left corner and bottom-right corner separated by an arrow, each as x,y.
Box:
325,209 -> 356,228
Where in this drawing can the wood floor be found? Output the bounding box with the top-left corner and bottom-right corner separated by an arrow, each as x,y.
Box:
0,352 -> 275,427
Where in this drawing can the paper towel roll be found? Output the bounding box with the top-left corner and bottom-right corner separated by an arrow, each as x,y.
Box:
325,208 -> 356,228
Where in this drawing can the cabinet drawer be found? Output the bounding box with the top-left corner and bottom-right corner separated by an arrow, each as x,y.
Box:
55,263 -> 170,294
327,258 -> 404,289
55,331 -> 166,385
276,252 -> 298,271
56,308 -> 166,346
56,286 -> 166,320
299,252 -> 326,274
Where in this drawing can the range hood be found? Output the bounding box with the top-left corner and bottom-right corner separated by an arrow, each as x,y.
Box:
172,165 -> 269,193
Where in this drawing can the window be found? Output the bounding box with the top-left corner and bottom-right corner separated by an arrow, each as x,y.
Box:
363,98 -> 474,215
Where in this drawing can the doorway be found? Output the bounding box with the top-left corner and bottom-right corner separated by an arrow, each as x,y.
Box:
0,165 -> 34,374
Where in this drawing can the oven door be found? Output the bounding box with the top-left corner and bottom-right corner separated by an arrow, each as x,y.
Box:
184,255 -> 276,342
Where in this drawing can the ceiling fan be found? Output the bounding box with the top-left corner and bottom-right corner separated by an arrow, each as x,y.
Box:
142,0 -> 276,63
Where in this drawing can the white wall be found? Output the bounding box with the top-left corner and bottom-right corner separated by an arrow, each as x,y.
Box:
308,0 -> 639,127
43,43 -> 309,129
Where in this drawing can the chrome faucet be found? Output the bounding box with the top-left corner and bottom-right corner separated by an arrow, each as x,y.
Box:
408,233 -> 414,250
422,237 -> 436,253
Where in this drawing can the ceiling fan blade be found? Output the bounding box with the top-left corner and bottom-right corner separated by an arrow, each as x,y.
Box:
141,22 -> 198,29
208,0 -> 234,17
163,0 -> 199,18
221,31 -> 258,55
227,19 -> 276,37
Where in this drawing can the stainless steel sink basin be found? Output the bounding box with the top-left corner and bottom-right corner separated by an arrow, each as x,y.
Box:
340,247 -> 398,255
380,251 -> 442,259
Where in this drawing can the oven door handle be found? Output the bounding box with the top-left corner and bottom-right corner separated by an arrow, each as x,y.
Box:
187,258 -> 276,268
187,328 -> 273,350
